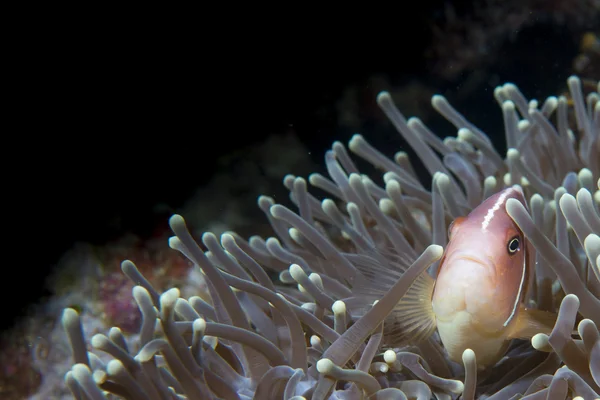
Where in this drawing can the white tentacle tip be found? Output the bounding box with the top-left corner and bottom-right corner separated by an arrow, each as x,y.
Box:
383,349 -> 396,364
376,91 -> 392,104
506,148 -> 519,159
332,300 -> 346,314
462,348 -> 476,363
310,335 -> 321,347
289,264 -> 305,280
316,358 -> 335,374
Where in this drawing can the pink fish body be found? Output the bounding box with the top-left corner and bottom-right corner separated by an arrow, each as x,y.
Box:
370,185 -> 557,368
432,185 -> 532,366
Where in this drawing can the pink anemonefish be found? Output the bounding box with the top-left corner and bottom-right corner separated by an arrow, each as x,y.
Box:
360,185 -> 559,368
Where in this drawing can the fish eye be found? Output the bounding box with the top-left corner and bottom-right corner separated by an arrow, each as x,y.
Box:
507,236 -> 520,254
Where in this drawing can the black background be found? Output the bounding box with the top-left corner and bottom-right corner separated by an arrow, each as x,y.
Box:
3,2 -> 594,331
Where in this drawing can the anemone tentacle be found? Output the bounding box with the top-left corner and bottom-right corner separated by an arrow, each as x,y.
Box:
63,76 -> 599,399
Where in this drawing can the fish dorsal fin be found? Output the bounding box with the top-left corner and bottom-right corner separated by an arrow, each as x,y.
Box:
382,272 -> 437,347
506,305 -> 557,339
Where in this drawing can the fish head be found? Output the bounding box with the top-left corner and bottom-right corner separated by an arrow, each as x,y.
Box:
432,185 -> 529,332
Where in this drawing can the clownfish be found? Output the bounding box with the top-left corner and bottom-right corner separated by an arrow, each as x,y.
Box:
356,185 -> 558,368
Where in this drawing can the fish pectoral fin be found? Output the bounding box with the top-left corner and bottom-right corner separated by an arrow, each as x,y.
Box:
506,305 -> 558,339
382,272 -> 437,346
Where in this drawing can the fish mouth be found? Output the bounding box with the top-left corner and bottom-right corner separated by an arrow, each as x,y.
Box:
446,252 -> 498,276
446,251 -> 489,268
455,255 -> 488,266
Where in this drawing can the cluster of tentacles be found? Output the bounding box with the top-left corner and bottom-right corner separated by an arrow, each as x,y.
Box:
62,76 -> 599,399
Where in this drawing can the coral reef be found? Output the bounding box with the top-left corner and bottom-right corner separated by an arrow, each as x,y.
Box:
572,31 -> 600,89
25,236 -> 197,399
60,75 -> 599,399
427,0 -> 600,80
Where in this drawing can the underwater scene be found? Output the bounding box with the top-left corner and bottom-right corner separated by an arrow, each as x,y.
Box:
3,2 -> 600,399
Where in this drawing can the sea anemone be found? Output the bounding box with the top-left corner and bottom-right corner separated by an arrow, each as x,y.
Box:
62,75 -> 599,399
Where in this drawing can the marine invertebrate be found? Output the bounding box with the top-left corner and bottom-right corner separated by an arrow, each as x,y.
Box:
63,75 -> 599,399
